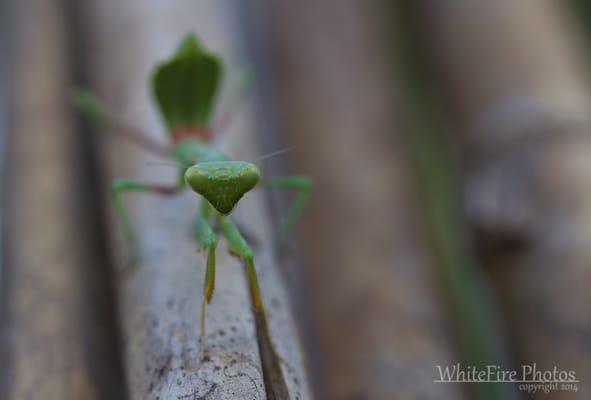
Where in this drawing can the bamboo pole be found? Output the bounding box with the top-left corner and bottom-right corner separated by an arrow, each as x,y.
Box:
0,3 -> 6,394
416,0 -> 591,397
80,1 -> 312,398
2,1 -> 125,399
248,1 -> 468,399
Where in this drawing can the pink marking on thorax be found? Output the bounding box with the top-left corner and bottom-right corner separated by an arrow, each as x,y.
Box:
171,126 -> 210,142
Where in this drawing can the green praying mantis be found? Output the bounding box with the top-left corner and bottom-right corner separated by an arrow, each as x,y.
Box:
72,33 -> 311,356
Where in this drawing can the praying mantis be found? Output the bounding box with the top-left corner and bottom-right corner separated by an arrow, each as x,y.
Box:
73,33 -> 311,356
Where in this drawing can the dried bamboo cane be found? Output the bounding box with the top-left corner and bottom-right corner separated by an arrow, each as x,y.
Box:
2,1 -> 125,399
248,1 -> 469,398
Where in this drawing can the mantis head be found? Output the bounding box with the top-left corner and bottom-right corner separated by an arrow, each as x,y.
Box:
185,161 -> 260,215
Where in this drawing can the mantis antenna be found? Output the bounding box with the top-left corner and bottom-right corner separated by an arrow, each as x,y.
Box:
146,160 -> 189,168
254,145 -> 298,162
145,145 -> 298,168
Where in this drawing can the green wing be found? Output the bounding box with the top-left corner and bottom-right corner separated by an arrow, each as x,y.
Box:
152,33 -> 222,130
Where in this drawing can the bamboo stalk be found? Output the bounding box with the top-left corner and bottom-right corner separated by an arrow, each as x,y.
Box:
388,3 -> 517,399
2,1 -> 125,399
248,1 -> 468,399
80,1 -> 312,398
415,0 -> 591,397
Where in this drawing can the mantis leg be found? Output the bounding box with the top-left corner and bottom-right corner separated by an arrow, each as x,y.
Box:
262,175 -> 312,238
110,179 -> 182,263
212,67 -> 253,136
193,201 -> 217,341
218,215 -> 281,360
72,89 -> 171,156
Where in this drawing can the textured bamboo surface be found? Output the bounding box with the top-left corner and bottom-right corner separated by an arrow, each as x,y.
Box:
1,1 -> 125,399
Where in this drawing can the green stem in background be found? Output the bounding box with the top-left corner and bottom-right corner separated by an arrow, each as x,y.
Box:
568,0 -> 591,41
389,2 -> 516,399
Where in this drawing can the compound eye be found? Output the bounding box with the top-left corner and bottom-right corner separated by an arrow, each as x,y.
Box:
239,164 -> 260,192
184,166 -> 209,194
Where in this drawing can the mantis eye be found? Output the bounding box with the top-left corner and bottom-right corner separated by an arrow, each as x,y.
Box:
185,162 -> 260,214
239,164 -> 260,191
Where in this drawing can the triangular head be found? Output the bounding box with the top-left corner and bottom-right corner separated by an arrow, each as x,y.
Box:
185,161 -> 260,215
152,33 -> 222,133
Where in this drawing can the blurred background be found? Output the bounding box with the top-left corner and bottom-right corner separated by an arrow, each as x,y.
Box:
2,0 -> 591,399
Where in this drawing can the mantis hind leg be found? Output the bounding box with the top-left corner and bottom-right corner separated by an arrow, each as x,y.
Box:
212,66 -> 253,136
110,178 -> 182,265
72,89 -> 171,156
262,175 -> 312,239
218,215 -> 282,361
193,201 -> 217,344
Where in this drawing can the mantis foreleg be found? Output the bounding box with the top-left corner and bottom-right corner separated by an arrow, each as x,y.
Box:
193,201 -> 217,342
217,215 -> 282,360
